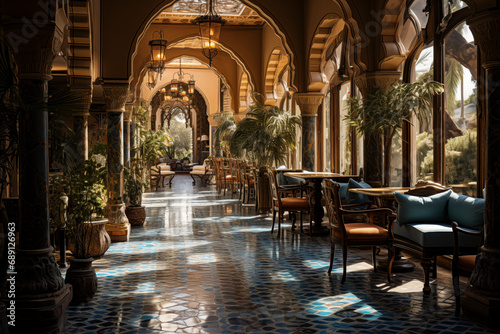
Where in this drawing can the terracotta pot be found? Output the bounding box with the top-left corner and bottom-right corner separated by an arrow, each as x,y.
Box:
65,257 -> 98,304
68,218 -> 111,259
125,205 -> 146,226
255,168 -> 271,214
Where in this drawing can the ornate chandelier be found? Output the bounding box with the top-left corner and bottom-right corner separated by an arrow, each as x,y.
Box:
193,0 -> 226,66
164,58 -> 196,103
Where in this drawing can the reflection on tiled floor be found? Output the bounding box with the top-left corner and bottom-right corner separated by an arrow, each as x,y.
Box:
62,175 -> 496,333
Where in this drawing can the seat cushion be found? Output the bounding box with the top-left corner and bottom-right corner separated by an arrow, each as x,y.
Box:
346,179 -> 372,209
277,197 -> 310,210
394,190 -> 452,225
393,221 -> 481,248
277,171 -> 305,186
334,223 -> 388,239
448,192 -> 484,230
458,255 -> 476,272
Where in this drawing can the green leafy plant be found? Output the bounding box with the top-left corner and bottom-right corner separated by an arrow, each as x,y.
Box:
124,164 -> 148,207
345,81 -> 444,186
213,112 -> 235,157
61,159 -> 106,259
230,94 -> 301,168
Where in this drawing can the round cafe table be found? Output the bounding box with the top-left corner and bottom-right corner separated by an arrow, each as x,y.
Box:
285,172 -> 358,235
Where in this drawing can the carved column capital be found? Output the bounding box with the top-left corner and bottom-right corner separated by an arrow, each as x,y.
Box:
124,103 -> 134,122
70,87 -> 92,116
468,10 -> 500,69
2,22 -> 62,79
355,71 -> 401,97
102,84 -> 129,111
294,93 -> 324,117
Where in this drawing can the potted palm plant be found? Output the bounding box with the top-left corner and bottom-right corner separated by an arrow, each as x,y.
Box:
62,159 -> 107,303
124,162 -> 148,226
230,94 -> 302,212
345,80 -> 443,186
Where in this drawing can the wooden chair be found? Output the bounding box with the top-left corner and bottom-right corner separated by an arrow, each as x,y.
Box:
322,179 -> 395,283
268,168 -> 313,237
452,221 -> 483,316
150,163 -> 174,190
240,161 -> 256,204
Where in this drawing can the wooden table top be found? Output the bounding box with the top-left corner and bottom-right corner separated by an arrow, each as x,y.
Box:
348,187 -> 410,197
285,172 -> 357,180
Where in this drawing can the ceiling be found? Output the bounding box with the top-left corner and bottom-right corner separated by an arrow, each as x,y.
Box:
153,0 -> 265,26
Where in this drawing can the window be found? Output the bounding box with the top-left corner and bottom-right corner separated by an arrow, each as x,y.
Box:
339,82 -> 351,174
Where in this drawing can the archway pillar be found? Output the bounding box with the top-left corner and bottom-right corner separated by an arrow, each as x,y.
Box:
1,22 -> 72,333
355,71 -> 401,187
123,103 -> 133,168
461,9 -> 500,323
294,93 -> 323,171
71,87 -> 92,165
103,83 -> 130,242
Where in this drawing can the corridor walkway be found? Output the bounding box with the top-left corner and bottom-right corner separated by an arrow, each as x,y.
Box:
63,175 -> 495,333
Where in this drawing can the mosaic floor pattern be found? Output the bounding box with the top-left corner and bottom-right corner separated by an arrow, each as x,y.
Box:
62,175 -> 496,333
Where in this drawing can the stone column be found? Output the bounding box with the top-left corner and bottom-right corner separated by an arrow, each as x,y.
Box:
103,84 -> 130,242
71,88 -> 92,166
1,23 -> 72,333
355,71 -> 400,187
461,9 -> 500,323
123,103 -> 133,168
294,93 -> 323,171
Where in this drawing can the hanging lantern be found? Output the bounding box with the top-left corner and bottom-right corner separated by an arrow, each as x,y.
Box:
170,78 -> 178,94
193,0 -> 225,66
146,64 -> 157,90
148,31 -> 168,76
182,95 -> 190,103
188,79 -> 195,95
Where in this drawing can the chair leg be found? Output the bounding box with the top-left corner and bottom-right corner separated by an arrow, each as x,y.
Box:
372,246 -> 378,272
421,258 -> 432,294
328,236 -> 335,275
453,272 -> 461,316
271,208 -> 276,234
387,243 -> 395,283
277,212 -> 282,238
341,242 -> 348,283
299,212 -> 304,233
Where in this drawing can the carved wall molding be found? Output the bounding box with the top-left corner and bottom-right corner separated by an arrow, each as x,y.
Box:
354,71 -> 401,97
468,10 -> 500,68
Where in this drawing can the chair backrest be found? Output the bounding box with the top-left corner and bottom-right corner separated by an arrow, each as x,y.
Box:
267,168 -> 280,202
322,179 -> 344,231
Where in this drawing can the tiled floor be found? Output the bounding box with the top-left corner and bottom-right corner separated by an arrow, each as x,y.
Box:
62,175 -> 496,333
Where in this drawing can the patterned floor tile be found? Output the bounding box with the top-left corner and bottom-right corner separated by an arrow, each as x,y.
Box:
62,175 -> 497,333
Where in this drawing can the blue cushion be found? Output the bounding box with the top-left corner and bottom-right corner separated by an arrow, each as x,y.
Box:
286,175 -> 305,185
338,182 -> 348,199
393,221 -> 481,248
277,171 -> 287,186
346,179 -> 372,208
448,192 -> 484,230
394,190 -> 452,225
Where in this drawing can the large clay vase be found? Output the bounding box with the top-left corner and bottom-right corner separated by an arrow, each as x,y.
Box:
125,205 -> 146,226
65,257 -> 98,304
255,168 -> 271,214
68,219 -> 111,259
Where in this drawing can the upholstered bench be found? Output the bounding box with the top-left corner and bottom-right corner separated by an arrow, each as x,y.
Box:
392,189 -> 484,294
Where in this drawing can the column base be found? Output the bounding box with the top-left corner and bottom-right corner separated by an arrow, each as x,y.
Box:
462,287 -> 500,328
5,284 -> 73,334
104,203 -> 130,242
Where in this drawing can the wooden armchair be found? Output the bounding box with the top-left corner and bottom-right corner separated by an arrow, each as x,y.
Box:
452,221 -> 483,316
322,179 -> 395,283
268,168 -> 313,237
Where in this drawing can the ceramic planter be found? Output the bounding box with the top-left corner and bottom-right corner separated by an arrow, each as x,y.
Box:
65,257 -> 98,304
125,205 -> 146,226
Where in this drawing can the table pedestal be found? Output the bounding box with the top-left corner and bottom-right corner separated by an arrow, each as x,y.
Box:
308,178 -> 329,235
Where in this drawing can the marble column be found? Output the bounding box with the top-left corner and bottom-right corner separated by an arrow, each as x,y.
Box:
71,88 -> 92,166
461,9 -> 500,323
294,93 -> 323,171
103,84 -> 130,242
1,23 -> 72,333
123,103 -> 133,168
355,71 -> 400,187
